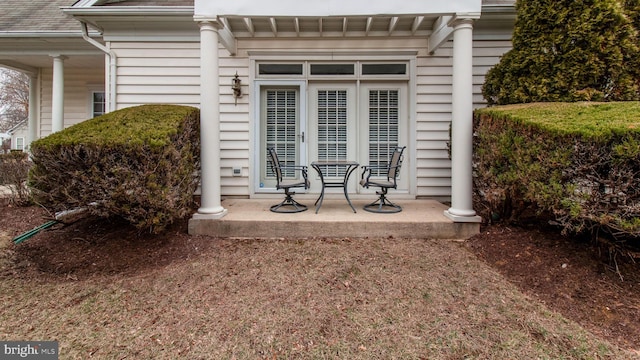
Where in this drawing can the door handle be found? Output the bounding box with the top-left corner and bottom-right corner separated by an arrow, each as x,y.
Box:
299,131 -> 305,143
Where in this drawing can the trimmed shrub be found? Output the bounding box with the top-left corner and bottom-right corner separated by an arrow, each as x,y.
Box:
473,102 -> 640,246
482,0 -> 640,105
29,104 -> 200,233
0,151 -> 31,206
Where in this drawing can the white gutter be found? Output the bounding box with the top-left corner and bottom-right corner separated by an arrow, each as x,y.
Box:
79,21 -> 116,113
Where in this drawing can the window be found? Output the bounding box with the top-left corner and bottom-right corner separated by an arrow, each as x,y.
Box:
362,63 -> 406,75
259,64 -> 303,75
15,137 -> 24,151
256,61 -> 409,80
92,91 -> 106,117
310,64 -> 354,75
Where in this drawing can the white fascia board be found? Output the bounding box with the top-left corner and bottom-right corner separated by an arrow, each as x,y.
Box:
62,7 -> 196,33
195,0 -> 481,17
63,7 -> 195,17
0,32 -> 84,37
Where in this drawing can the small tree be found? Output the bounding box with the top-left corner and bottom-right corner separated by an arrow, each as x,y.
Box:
0,68 -> 29,132
483,0 -> 640,105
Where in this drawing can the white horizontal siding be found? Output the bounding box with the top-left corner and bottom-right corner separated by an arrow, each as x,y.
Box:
415,35 -> 511,198
110,41 -> 252,196
93,32 -> 510,199
39,66 -> 106,137
111,42 -> 201,108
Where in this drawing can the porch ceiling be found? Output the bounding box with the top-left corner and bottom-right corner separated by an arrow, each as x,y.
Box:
219,14 -> 439,38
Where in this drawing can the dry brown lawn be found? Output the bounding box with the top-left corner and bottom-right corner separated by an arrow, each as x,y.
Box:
1,205 -> 638,359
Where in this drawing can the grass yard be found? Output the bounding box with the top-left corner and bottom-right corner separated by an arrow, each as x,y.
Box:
0,205 -> 638,359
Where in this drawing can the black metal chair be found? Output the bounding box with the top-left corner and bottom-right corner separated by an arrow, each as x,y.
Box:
267,147 -> 310,213
359,146 -> 406,213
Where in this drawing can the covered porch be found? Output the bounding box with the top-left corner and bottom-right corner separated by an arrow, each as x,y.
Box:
189,198 -> 480,239
192,0 -> 484,233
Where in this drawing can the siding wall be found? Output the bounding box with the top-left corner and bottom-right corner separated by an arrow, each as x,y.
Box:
417,32 -> 512,197
55,30 -> 512,199
39,66 -> 106,137
111,40 -> 251,196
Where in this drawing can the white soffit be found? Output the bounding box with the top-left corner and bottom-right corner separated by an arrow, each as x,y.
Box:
195,0 -> 482,17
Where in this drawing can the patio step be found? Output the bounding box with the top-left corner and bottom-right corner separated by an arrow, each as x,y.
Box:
188,199 -> 480,239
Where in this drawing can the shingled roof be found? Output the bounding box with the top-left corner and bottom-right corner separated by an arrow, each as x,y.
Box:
98,0 -> 193,6
0,0 -> 79,33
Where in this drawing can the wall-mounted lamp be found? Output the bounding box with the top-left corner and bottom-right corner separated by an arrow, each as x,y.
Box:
232,72 -> 242,105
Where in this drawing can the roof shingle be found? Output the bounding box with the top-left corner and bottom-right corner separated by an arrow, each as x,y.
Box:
0,0 -> 79,32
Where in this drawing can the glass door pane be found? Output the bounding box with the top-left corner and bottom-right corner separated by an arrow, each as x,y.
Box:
308,83 -> 357,193
368,89 -> 400,175
359,83 -> 409,191
316,89 -> 348,177
260,87 -> 300,189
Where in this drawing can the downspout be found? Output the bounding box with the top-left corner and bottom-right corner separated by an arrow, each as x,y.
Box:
79,21 -> 117,112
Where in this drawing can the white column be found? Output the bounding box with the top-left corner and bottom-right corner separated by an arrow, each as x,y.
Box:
444,18 -> 481,223
193,21 -> 227,219
51,55 -> 66,133
27,74 -> 38,150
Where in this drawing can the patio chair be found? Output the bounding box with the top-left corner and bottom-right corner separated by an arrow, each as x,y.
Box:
359,146 -> 406,213
267,147 -> 310,213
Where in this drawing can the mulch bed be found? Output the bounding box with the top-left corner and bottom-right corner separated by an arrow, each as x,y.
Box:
1,204 -> 639,351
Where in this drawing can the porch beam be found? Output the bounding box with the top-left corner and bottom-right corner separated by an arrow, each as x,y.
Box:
428,15 -> 453,54
388,16 -> 399,35
444,17 -> 481,224
218,17 -> 237,56
243,17 -> 255,36
342,17 -> 348,36
0,61 -> 38,76
411,15 -> 424,35
269,17 -> 278,36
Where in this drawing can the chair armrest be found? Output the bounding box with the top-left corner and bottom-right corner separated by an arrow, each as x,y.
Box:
360,164 -> 384,182
280,165 -> 309,189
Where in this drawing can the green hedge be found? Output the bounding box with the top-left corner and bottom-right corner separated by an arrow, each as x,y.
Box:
29,104 -> 200,233
473,102 -> 640,243
482,0 -> 640,105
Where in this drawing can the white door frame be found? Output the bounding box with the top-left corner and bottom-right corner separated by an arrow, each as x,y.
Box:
252,79 -> 307,193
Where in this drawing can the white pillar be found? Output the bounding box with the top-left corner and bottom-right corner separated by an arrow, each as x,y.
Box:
444,18 -> 481,223
27,74 -> 38,150
193,21 -> 227,219
51,55 -> 66,133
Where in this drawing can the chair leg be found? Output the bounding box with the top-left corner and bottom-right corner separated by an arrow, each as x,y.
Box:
363,188 -> 402,213
270,190 -> 308,213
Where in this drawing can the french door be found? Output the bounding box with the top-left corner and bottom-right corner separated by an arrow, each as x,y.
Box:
258,85 -> 305,190
358,82 -> 409,192
307,83 -> 357,193
257,81 -> 408,194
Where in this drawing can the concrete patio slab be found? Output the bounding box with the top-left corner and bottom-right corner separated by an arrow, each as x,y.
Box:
189,198 -> 481,239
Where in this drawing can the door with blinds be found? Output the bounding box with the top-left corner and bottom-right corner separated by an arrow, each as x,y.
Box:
258,81 -> 408,194
358,82 -> 409,192
259,86 -> 305,190
307,83 -> 358,193
358,83 -> 410,192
